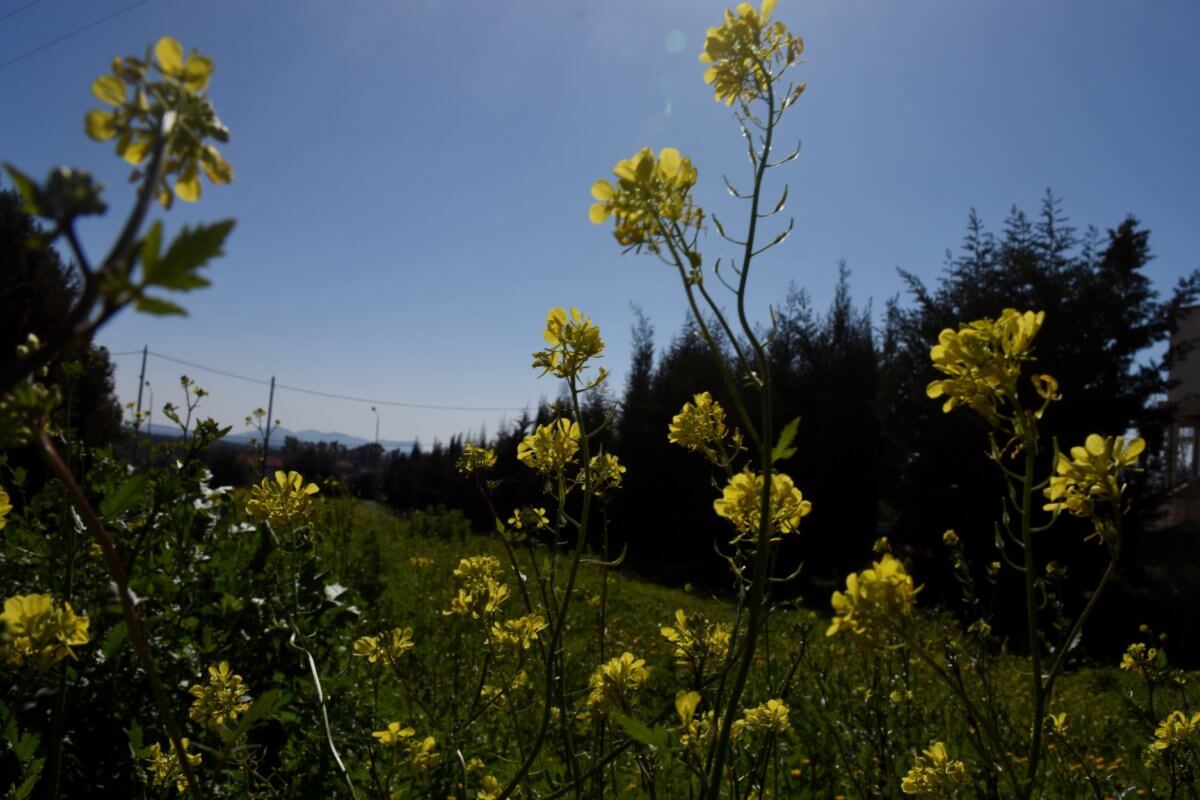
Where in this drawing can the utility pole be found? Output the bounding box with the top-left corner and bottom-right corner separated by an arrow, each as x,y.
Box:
132,345 -> 148,458
262,375 -> 276,477
372,406 -> 379,446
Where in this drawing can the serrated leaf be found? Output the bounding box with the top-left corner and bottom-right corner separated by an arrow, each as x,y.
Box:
146,219 -> 233,291
611,712 -> 668,750
100,474 -> 148,518
101,621 -> 128,659
13,758 -> 43,800
771,416 -> 801,463
135,295 -> 188,316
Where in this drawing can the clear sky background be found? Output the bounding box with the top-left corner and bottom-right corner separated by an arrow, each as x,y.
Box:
3,0 -> 1198,446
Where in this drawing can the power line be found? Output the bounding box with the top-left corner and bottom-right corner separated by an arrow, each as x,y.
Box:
110,348 -> 530,413
0,0 -> 43,25
0,0 -> 150,72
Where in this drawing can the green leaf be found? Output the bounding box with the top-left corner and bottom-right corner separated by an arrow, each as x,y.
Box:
100,474 -> 148,518
140,220 -> 161,275
145,219 -> 234,291
771,416 -> 801,463
3,164 -> 42,214
222,689 -> 281,745
127,719 -> 144,756
611,712 -> 668,750
135,295 -> 188,316
101,621 -> 128,660
12,758 -> 44,800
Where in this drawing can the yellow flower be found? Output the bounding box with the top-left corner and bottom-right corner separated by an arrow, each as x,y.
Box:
1044,434 -> 1144,523
668,392 -> 742,463
85,36 -> 231,206
405,735 -> 440,774
0,593 -> 90,670
699,0 -> 804,106
355,627 -> 415,665
740,698 -> 790,737
507,506 -> 550,531
0,484 -> 11,529
660,608 -> 732,671
713,468 -> 811,543
827,554 -> 920,637
144,738 -> 202,794
1046,712 -> 1068,737
900,742 -> 967,798
489,614 -> 548,654
1150,710 -> 1200,753
445,557 -> 510,619
456,443 -> 497,474
586,651 -> 649,711
941,529 -> 959,547
244,470 -> 319,528
188,661 -> 251,729
1119,642 -> 1158,675
675,690 -> 702,726
372,721 -> 416,746
584,452 -> 626,493
926,309 -> 1045,424
517,418 -> 581,475
532,307 -> 605,380
590,147 -> 702,248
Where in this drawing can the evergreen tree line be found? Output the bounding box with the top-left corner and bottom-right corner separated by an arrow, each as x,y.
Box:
367,193 -> 1200,662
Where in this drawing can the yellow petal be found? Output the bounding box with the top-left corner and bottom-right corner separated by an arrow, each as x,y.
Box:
155,36 -> 184,74
85,109 -> 117,141
761,0 -> 777,17
590,180 -> 614,201
174,173 -> 201,202
658,147 -> 682,176
121,135 -> 151,165
1084,434 -> 1106,457
1124,437 -> 1145,461
91,74 -> 126,106
182,54 -> 214,92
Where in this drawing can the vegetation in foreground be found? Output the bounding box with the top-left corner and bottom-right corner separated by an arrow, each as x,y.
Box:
3,4 -> 1199,799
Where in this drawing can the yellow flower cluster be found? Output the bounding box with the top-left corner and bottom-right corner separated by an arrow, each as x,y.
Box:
1044,434 -> 1144,523
584,452 -> 626,494
660,608 -> 732,671
713,468 -> 811,543
517,419 -> 581,475
1150,710 -> 1200,753
586,651 -> 650,711
531,307 -> 605,381
489,614 -> 548,654
0,483 -> 11,529
738,698 -> 791,738
456,442 -> 497,475
445,556 -> 510,620
353,627 -> 415,666
699,0 -> 804,106
1119,642 -> 1159,676
405,735 -> 440,774
188,661 -> 251,729
145,738 -> 202,794
244,470 -> 319,528
85,36 -> 232,205
0,593 -> 90,670
589,147 -> 702,247
827,554 -> 920,637
926,309 -> 1046,425
668,392 -> 741,464
900,742 -> 967,798
476,774 -> 508,800
372,721 -> 415,746
507,506 -> 550,531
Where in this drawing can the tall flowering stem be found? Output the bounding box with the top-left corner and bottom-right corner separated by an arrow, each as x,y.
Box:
38,432 -> 205,799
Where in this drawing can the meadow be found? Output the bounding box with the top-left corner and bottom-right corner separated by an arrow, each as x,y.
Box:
3,3 -> 1200,798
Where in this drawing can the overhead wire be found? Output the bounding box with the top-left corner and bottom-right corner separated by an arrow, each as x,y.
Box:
108,348 -> 530,413
0,0 -> 150,72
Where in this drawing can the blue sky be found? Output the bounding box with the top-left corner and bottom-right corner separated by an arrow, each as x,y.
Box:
3,0 -> 1198,445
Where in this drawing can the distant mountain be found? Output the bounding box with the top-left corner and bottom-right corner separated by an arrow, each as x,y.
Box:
140,423 -> 415,452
